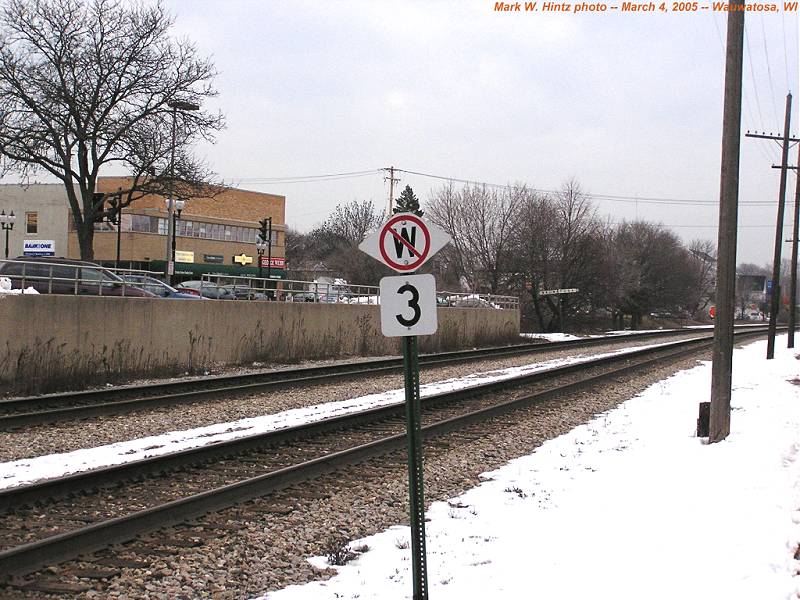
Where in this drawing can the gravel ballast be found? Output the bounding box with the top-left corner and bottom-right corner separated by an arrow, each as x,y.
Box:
0,333 -> 714,463
0,345 -> 716,599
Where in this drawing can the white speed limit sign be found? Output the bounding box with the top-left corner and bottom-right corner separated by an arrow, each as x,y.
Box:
379,274 -> 438,337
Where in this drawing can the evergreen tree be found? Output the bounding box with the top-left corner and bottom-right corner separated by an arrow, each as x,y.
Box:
393,185 -> 424,216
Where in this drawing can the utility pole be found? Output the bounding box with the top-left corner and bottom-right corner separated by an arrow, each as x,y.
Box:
789,155 -> 800,348
747,94 -> 794,359
707,6 -> 744,444
384,166 -> 400,215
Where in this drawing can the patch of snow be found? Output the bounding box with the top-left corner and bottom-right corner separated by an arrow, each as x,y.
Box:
262,335 -> 800,600
520,332 -> 583,341
0,277 -> 38,294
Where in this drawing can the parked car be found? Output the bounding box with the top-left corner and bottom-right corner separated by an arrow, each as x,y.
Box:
176,280 -> 235,300
221,284 -> 269,301
120,275 -> 203,299
0,257 -> 156,297
290,292 -> 317,302
451,296 -> 500,309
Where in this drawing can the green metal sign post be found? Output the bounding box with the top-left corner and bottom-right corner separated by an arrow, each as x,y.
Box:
359,212 -> 451,600
402,334 -> 428,600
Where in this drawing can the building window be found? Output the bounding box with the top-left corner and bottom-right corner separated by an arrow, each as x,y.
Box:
130,215 -> 146,232
26,212 -> 37,234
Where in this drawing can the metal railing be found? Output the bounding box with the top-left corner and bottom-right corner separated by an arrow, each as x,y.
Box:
198,273 -> 380,303
198,274 -> 519,309
0,258 -> 157,297
438,291 -> 519,310
0,258 -> 520,309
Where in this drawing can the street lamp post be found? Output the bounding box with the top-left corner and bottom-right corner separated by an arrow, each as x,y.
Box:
0,210 -> 15,259
169,198 -> 186,263
256,238 -> 267,280
164,99 -> 200,285
108,191 -> 124,270
257,217 -> 272,294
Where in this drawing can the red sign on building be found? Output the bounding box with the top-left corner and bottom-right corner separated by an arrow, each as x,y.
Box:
259,256 -> 285,268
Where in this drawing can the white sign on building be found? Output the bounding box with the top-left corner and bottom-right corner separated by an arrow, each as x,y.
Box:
23,240 -> 55,256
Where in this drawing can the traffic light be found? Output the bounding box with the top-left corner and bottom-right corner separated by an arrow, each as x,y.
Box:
92,192 -> 107,223
258,217 -> 271,243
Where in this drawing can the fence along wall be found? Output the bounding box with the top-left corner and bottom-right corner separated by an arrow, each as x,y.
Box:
0,295 -> 520,395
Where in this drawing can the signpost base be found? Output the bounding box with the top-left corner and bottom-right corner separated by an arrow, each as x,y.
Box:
403,335 -> 429,600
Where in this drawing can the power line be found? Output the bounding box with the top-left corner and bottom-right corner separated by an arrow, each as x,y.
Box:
781,7 -> 791,93
746,24 -> 779,162
607,221 -> 793,229
229,164 -> 796,209
760,14 -> 781,127
395,167 -> 793,207
232,169 -> 382,184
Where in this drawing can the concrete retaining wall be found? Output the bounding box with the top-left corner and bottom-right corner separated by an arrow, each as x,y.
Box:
0,295 -> 520,395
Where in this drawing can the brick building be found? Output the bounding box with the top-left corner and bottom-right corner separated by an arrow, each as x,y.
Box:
70,177 -> 286,280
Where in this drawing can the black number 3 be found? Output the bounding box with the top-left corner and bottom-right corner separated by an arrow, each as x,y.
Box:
396,283 -> 421,327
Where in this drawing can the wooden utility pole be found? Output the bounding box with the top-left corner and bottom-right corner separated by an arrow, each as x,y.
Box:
748,126 -> 800,352
761,94 -> 792,359
789,152 -> 800,348
385,166 -> 399,215
707,6 -> 744,443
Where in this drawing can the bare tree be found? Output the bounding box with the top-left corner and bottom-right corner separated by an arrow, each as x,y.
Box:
308,200 -> 386,285
511,180 -> 604,331
686,239 -> 717,317
611,221 -> 699,328
321,200 -> 382,247
0,0 -> 224,259
511,188 -> 558,330
427,183 -> 523,294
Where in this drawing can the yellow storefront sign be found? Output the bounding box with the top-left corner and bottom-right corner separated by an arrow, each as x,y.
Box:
175,250 -> 195,263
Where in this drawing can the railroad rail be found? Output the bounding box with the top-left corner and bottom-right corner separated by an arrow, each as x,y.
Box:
0,326 -> 756,429
0,327 -> 771,586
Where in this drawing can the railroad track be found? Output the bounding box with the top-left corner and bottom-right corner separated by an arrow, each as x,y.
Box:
0,326 -> 747,429
0,327 -> 770,592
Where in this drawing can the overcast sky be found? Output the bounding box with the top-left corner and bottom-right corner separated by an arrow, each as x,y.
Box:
161,1 -> 799,266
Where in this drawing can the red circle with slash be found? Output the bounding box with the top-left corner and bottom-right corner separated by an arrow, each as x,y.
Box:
378,214 -> 431,272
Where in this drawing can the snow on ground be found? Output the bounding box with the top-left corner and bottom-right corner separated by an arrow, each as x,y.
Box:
519,332 -> 583,341
522,327 -> 714,341
0,277 -> 38,294
0,340 -> 692,488
263,335 -> 800,600
0,339 -> 698,489
602,328 -> 681,335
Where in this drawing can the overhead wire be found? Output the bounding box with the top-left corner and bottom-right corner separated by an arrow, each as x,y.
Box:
782,7 -> 791,93
741,19 -> 779,164
760,14 -> 781,127
231,169 -> 383,184
230,164 -> 795,209
394,168 -> 794,207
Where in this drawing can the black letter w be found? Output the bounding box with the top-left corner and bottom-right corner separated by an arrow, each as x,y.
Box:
393,226 -> 417,258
